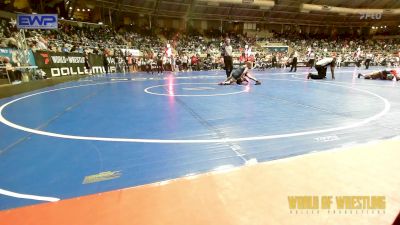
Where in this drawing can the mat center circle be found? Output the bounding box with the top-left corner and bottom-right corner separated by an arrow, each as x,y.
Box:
144,83 -> 248,97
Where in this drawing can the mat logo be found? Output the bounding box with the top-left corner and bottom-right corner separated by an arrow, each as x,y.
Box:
288,195 -> 386,214
314,135 -> 339,143
83,171 -> 122,184
359,13 -> 382,20
17,14 -> 58,29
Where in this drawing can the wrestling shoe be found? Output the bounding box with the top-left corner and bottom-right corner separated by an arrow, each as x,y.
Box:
358,73 -> 362,78
255,81 -> 261,85
307,73 -> 311,79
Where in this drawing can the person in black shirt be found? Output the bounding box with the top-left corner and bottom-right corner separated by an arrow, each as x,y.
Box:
103,51 -> 109,74
289,51 -> 298,72
365,52 -> 372,69
156,53 -> 163,74
84,52 -> 91,72
271,53 -> 277,68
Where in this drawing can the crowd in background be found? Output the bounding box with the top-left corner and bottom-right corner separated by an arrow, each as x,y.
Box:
1,16 -> 400,75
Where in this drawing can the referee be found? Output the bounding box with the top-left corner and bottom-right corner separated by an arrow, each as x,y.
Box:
223,38 -> 233,78
307,56 -> 336,80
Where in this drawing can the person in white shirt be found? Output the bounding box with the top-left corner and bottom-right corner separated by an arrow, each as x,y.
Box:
354,47 -> 362,68
146,58 -> 153,74
307,56 -> 336,80
281,55 -> 289,69
223,38 -> 233,78
182,54 -> 188,71
36,37 -> 48,50
170,55 -> 176,72
336,55 -> 342,68
308,50 -> 315,68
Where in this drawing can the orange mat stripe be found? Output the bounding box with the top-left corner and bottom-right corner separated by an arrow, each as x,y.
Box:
1,140 -> 400,225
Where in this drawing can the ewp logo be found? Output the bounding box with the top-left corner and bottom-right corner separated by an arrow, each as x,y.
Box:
17,14 -> 58,29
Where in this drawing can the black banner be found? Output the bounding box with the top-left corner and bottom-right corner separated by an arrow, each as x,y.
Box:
90,55 -> 122,74
33,51 -> 120,77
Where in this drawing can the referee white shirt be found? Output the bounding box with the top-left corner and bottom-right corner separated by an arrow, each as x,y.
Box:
224,45 -> 233,57
309,52 -> 315,60
316,57 -> 334,66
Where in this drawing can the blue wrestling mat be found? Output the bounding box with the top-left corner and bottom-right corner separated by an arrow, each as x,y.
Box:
1,67 -> 399,209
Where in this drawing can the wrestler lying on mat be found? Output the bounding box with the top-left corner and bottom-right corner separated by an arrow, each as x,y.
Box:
358,69 -> 399,81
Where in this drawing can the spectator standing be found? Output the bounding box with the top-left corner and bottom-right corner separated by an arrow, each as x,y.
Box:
308,50 -> 315,68
365,52 -> 372,69
182,54 -> 188,71
290,50 -> 298,72
103,51 -> 109,74
84,52 -> 91,72
223,38 -> 233,78
271,53 -> 277,68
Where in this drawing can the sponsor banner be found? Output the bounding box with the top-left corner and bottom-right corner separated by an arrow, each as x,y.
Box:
17,14 -> 58,29
34,51 -> 86,77
0,48 -> 36,66
90,55 -> 125,73
33,51 -> 120,77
